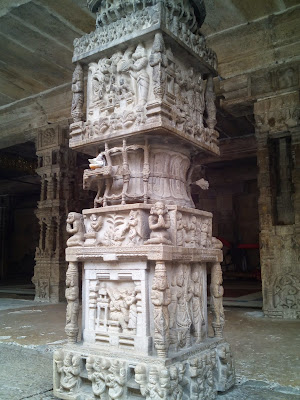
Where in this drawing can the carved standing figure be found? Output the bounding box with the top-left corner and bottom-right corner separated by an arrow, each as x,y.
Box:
191,270 -> 204,343
120,43 -> 149,106
210,263 -> 225,338
205,74 -> 217,130
71,63 -> 84,123
149,32 -> 168,100
216,343 -> 235,391
151,261 -> 171,357
145,202 -> 172,245
174,266 -> 192,349
65,262 -> 80,343
66,212 -> 85,247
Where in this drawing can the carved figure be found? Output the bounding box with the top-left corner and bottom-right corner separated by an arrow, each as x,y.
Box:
66,212 -> 85,247
191,270 -> 204,343
216,343 -> 235,391
120,43 -> 149,106
71,63 -> 84,123
205,75 -> 216,130
57,352 -> 81,393
149,32 -> 168,100
210,263 -> 225,338
105,361 -> 126,400
151,261 -> 171,357
176,212 -> 186,246
145,202 -> 172,245
65,263 -> 80,343
86,356 -> 111,399
174,266 -> 192,349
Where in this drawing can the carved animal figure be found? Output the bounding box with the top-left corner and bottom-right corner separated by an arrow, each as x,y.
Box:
66,212 -> 85,247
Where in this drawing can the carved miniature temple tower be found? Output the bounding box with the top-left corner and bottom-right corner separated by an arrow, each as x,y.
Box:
53,1 -> 235,398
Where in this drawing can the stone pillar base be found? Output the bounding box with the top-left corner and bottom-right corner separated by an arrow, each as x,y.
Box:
53,340 -> 234,400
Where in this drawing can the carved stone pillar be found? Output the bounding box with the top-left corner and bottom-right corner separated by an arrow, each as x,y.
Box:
33,122 -> 78,302
254,90 -> 300,319
53,1 -> 235,399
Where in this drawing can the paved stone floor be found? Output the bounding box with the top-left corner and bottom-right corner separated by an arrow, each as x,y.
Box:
0,299 -> 299,399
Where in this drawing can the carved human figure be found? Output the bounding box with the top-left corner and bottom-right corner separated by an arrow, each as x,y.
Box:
117,210 -> 143,245
86,356 -> 111,399
195,74 -> 205,130
216,343 -> 235,391
107,287 -> 129,332
66,212 -> 85,247
186,215 -> 197,246
105,361 -> 126,400
149,32 -> 168,100
174,266 -> 192,349
191,270 -> 204,343
210,263 -> 225,337
205,74 -> 217,130
57,353 -> 81,393
151,262 -> 171,357
65,263 -> 79,343
71,63 -> 84,123
120,43 -> 149,106
145,202 -> 172,245
176,212 -> 185,246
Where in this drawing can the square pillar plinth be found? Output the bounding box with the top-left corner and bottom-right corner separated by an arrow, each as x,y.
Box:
54,1 -> 235,399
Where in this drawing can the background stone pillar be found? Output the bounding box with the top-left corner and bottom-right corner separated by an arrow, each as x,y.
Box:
254,90 -> 300,319
33,122 -> 87,302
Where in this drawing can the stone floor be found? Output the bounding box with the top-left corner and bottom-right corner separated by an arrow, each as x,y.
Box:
0,298 -> 299,399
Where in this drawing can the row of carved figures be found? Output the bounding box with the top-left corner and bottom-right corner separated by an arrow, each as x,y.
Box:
66,204 -> 217,249
74,2 -> 216,70
54,343 -> 234,399
72,34 -> 217,144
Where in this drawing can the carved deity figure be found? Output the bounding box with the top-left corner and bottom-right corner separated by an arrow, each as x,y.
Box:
205,75 -> 217,130
106,286 -> 137,333
191,270 -> 204,343
65,264 -> 79,343
119,43 -> 149,106
149,32 -> 168,100
86,356 -> 111,399
71,63 -> 84,123
173,266 -> 193,349
66,212 -> 85,247
151,262 -> 171,357
56,352 -> 81,393
210,263 -> 225,338
105,361 -> 126,400
145,202 -> 172,245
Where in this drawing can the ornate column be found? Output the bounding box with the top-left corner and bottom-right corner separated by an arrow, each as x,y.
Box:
254,89 -> 300,319
53,1 -> 235,399
33,122 -> 78,302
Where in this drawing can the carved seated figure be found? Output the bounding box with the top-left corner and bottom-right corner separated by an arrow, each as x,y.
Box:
145,202 -> 172,245
66,212 -> 85,247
